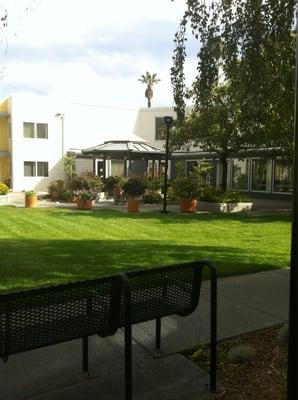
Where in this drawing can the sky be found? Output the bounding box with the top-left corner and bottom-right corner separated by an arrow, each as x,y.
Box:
0,0 -> 197,111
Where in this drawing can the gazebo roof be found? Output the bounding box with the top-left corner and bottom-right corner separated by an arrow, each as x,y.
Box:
82,140 -> 165,159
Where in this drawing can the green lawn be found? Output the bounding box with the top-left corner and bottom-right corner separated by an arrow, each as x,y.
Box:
0,206 -> 291,292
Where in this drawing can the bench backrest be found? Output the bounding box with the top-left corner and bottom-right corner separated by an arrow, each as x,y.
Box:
120,261 -> 204,326
0,275 -> 122,359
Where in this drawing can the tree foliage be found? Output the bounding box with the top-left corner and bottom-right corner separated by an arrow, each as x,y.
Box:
171,0 -> 296,189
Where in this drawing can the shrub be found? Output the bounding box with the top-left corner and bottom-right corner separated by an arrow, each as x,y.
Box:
145,178 -> 163,191
48,180 -> 65,200
166,186 -> 177,201
0,182 -> 9,195
122,178 -> 146,198
143,190 -> 162,204
227,344 -> 256,364
104,175 -> 123,192
60,190 -> 74,203
200,188 -> 250,203
69,172 -> 103,195
171,174 -> 201,199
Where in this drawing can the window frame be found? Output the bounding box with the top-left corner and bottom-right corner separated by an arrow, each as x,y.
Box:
23,122 -> 35,139
250,157 -> 272,193
24,161 -> 49,177
231,158 -> 250,192
272,158 -> 293,194
155,117 -> 166,141
36,123 -> 48,139
37,161 -> 49,177
24,161 -> 36,177
23,122 -> 48,139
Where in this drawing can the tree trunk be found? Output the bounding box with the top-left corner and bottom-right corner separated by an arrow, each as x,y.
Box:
145,86 -> 153,108
220,156 -> 228,192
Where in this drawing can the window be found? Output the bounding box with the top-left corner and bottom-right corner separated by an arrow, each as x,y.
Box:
111,160 -> 125,177
232,159 -> 250,190
23,122 -> 35,138
251,159 -> 272,192
24,162 -> 36,177
37,162 -> 49,177
24,161 -> 49,177
37,123 -> 48,139
155,117 -> 166,140
273,159 -> 293,193
23,122 -> 48,139
186,160 -> 197,175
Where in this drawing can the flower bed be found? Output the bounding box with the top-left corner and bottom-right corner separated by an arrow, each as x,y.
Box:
199,201 -> 252,213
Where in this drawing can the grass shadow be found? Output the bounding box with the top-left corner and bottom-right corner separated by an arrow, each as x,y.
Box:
0,238 -> 288,293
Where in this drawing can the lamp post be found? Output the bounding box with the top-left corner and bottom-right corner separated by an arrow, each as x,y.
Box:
161,116 -> 173,214
287,7 -> 298,399
55,113 -> 65,157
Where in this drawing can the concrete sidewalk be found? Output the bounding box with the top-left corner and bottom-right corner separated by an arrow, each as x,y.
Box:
0,269 -> 289,400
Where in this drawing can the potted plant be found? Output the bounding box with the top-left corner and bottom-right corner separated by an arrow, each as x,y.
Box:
171,174 -> 201,213
25,190 -> 37,208
76,191 -> 94,210
122,178 -> 146,212
199,188 -> 253,212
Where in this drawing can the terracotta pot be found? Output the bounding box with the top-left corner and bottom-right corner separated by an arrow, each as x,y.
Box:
77,198 -> 92,210
25,195 -> 37,208
127,198 -> 139,212
180,198 -> 198,213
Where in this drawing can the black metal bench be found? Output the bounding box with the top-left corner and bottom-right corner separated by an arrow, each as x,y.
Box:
0,275 -> 122,374
0,260 -> 217,400
121,260 -> 217,400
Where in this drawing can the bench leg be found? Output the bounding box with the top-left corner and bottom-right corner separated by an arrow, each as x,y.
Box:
155,317 -> 161,350
210,272 -> 217,392
124,324 -> 132,400
82,336 -> 89,375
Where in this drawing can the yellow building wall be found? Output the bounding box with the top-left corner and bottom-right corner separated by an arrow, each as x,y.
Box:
0,119 -> 9,150
0,158 -> 10,182
0,99 -> 7,113
0,99 -> 9,151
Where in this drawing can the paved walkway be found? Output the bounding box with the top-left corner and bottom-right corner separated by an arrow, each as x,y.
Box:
1,269 -> 289,400
1,191 -> 293,212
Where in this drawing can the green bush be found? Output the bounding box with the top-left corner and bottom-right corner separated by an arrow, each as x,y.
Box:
0,182 -> 9,195
122,178 -> 146,198
200,188 -> 249,203
171,174 -> 201,199
60,190 -> 74,203
69,172 -> 103,194
166,186 -> 177,201
104,175 -> 123,192
143,190 -> 162,204
145,178 -> 163,191
48,180 -> 66,200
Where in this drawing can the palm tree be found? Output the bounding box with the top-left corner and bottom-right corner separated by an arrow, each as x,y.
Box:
138,72 -> 161,108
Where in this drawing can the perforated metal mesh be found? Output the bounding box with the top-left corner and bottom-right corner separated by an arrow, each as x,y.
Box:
0,276 -> 121,358
120,263 -> 203,325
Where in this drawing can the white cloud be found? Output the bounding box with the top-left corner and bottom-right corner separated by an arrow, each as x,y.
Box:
0,0 -> 197,110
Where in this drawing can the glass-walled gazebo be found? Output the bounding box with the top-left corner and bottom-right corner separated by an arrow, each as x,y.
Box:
82,139 -> 166,179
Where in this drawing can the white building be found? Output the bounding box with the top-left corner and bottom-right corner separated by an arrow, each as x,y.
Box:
0,94 -> 293,196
